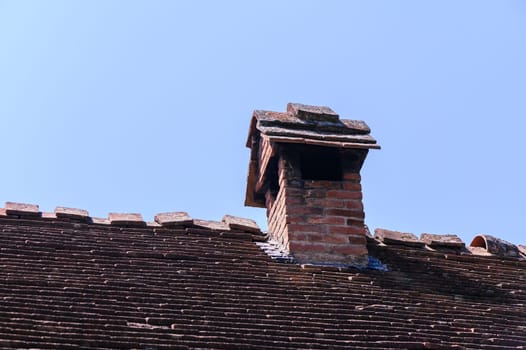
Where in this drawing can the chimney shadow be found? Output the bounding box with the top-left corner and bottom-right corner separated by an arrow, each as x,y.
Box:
366,244 -> 512,304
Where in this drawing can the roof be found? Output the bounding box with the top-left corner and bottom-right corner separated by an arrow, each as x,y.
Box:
1,202 -> 525,349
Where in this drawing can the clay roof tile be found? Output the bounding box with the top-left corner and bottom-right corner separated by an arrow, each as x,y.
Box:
108,212 -> 146,227
374,228 -> 425,248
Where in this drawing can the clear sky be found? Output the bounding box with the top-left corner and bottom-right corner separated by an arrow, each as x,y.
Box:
1,1 -> 525,246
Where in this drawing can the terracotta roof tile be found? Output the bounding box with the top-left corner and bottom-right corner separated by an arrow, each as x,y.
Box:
470,234 -> 520,258
193,219 -> 230,231
108,212 -> 146,227
91,216 -> 110,225
420,233 -> 465,248
222,214 -> 260,233
41,211 -> 57,219
54,206 -> 90,220
4,201 -> 40,217
146,221 -> 162,227
154,211 -> 193,227
374,228 -> 425,247
287,102 -> 339,122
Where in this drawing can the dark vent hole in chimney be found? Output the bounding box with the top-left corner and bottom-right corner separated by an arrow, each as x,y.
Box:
300,148 -> 342,181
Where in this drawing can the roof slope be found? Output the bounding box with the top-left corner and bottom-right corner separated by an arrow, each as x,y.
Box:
0,213 -> 525,349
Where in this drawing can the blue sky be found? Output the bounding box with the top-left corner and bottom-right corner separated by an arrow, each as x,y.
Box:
1,1 -> 525,246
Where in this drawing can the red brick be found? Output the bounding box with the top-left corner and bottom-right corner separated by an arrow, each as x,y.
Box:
347,234 -> 367,245
326,190 -> 363,200
332,244 -> 367,256
325,209 -> 364,218
306,233 -> 350,244
287,206 -> 324,216
284,188 -> 304,197
323,199 -> 345,208
293,233 -> 349,245
291,233 -> 311,242
303,189 -> 327,199
342,182 -> 362,191
306,216 -> 346,225
303,180 -> 342,190
347,218 -> 364,227
288,224 -> 325,234
285,196 -> 304,205
288,241 -> 328,253
285,215 -> 305,224
304,198 -> 345,208
342,173 -> 361,181
345,200 -> 364,210
328,225 -> 364,235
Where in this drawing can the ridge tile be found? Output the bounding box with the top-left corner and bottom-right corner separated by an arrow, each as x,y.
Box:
193,219 -> 230,232
374,228 -> 425,247
154,212 -> 193,227
420,233 -> 465,248
108,213 -> 146,227
5,201 -> 41,217
91,217 -> 110,225
55,206 -> 90,220
222,215 -> 261,233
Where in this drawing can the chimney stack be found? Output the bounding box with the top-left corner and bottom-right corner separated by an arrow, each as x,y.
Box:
245,103 -> 380,267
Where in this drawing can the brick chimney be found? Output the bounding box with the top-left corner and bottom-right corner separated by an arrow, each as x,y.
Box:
245,103 -> 380,267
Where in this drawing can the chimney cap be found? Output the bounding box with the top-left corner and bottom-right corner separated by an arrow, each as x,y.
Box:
286,103 -> 339,122
246,103 -> 379,149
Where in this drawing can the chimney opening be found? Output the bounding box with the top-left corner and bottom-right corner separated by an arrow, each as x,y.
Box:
300,147 -> 342,181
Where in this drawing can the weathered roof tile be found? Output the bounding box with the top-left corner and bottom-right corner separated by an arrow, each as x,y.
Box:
108,213 -> 146,227
54,206 -> 90,220
154,211 -> 193,227
91,216 -> 110,225
0,213 -> 523,349
470,234 -> 519,258
41,212 -> 57,219
5,201 -> 41,217
193,219 -> 230,231
146,221 -> 162,227
249,103 -> 378,147
420,233 -> 465,248
374,228 -> 425,247
287,102 -> 339,122
222,215 -> 260,233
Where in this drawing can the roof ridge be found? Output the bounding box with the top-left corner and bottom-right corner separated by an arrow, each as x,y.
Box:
373,227 -> 525,260
1,201 -> 262,237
